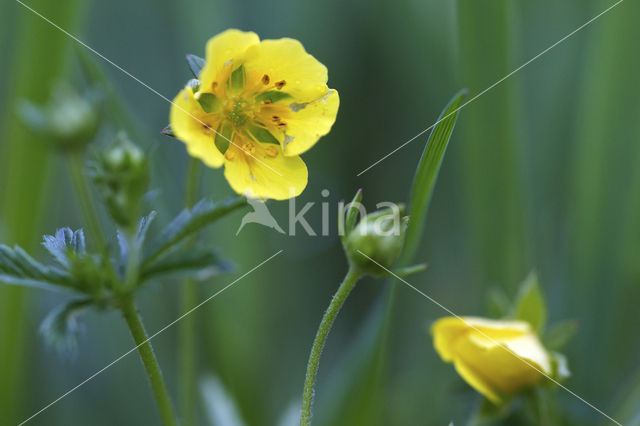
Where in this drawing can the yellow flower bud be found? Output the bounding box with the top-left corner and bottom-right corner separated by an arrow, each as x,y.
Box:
431,316 -> 552,404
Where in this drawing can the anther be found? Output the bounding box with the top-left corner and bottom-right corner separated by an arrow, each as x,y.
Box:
261,74 -> 270,85
242,142 -> 256,154
275,80 -> 286,90
225,149 -> 236,161
265,146 -> 279,157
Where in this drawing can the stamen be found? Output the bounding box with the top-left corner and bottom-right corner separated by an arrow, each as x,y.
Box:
265,146 -> 279,157
211,82 -> 218,90
277,122 -> 287,129
275,80 -> 286,90
261,74 -> 270,85
272,115 -> 280,122
225,149 -> 236,161
242,142 -> 256,154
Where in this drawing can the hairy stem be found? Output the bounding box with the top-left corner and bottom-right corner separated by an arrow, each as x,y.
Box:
179,158 -> 200,426
120,295 -> 177,426
301,267 -> 363,425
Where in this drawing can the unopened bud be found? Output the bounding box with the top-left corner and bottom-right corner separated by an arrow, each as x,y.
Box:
344,205 -> 408,276
19,84 -> 102,151
92,133 -> 149,229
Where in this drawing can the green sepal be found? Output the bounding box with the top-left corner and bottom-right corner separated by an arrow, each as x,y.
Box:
186,54 -> 205,78
214,123 -> 233,154
255,90 -> 292,104
247,125 -> 280,144
161,124 -> 176,138
512,271 -> 547,333
197,93 -> 221,113
230,65 -> 245,94
389,263 -> 428,278
340,188 -> 363,243
543,320 -> 578,350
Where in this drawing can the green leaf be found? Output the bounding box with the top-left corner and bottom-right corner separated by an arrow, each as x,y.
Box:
143,197 -> 247,267
215,123 -> 233,154
140,247 -> 232,283
486,286 -> 512,318
186,54 -> 205,78
254,90 -> 292,104
229,65 -> 245,94
543,320 -> 578,350
39,298 -> 92,359
198,92 -> 221,113
399,89 -> 467,265
512,271 -> 547,333
247,125 -> 279,144
0,244 -> 73,293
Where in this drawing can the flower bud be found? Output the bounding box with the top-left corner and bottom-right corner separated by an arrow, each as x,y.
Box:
431,317 -> 556,405
18,84 -> 102,151
344,205 -> 408,276
91,133 -> 149,229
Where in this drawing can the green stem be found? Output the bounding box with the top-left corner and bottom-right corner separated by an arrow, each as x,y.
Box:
68,152 -> 106,249
120,295 -> 177,426
301,267 -> 363,426
179,158 -> 200,426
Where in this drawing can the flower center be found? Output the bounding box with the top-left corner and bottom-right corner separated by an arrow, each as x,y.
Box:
225,98 -> 251,127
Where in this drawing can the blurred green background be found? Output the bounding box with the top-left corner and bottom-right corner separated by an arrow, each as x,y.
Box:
1,0 -> 639,425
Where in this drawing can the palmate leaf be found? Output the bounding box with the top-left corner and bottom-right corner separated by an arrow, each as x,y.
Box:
42,228 -> 86,268
39,298 -> 92,359
140,247 -> 232,283
142,196 -> 247,267
399,89 -> 467,265
0,244 -> 75,293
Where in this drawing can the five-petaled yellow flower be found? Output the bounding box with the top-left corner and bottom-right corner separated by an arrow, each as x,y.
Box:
431,317 -> 552,404
170,29 -> 339,200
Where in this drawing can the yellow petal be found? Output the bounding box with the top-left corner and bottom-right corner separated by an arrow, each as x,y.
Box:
280,89 -> 339,156
241,38 -> 329,100
453,357 -> 503,404
170,87 -> 223,168
223,143 -> 308,200
199,29 -> 260,89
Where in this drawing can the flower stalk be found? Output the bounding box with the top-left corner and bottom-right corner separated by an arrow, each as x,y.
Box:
120,294 -> 177,426
68,153 -> 106,249
300,266 -> 363,425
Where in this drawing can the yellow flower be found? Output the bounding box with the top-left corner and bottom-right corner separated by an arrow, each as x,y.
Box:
170,29 -> 339,200
431,316 -> 552,404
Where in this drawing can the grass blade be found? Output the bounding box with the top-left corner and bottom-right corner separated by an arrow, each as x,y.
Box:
399,89 -> 466,265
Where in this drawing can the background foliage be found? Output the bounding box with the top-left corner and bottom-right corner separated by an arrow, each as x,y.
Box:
1,0 -> 639,425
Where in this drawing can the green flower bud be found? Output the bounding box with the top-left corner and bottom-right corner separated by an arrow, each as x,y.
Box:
18,84 -> 102,151
91,133 -> 149,229
344,204 -> 408,276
